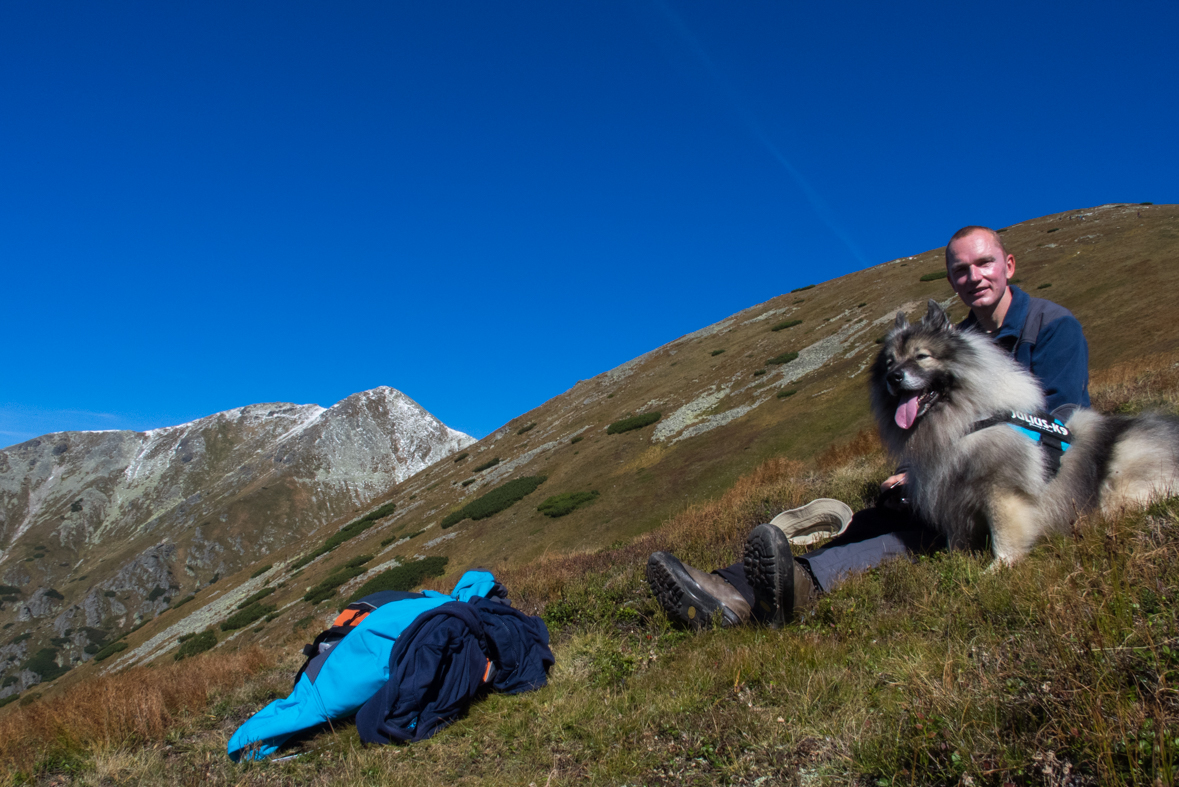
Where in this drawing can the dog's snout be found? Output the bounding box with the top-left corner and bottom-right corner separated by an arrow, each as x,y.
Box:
887,369 -> 905,386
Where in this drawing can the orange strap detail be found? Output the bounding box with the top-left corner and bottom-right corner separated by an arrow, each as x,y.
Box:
331,609 -> 370,629
482,659 -> 492,683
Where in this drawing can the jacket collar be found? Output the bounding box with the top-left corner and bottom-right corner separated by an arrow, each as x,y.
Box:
960,285 -> 1029,350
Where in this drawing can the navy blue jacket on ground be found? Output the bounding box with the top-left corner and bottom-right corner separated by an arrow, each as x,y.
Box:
356,596 -> 553,744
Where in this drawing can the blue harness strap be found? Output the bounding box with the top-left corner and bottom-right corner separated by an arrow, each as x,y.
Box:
969,410 -> 1072,477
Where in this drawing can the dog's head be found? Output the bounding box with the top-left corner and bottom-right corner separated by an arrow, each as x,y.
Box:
870,300 -> 959,434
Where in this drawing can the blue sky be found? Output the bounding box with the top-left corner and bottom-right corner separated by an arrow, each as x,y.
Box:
2,1 -> 1176,447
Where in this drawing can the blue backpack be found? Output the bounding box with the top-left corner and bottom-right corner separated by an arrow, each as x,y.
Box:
228,570 -> 552,761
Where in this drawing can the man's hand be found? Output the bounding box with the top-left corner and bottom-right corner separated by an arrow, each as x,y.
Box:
881,472 -> 908,491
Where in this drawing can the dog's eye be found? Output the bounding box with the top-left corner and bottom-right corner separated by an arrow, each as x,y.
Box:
914,352 -> 932,361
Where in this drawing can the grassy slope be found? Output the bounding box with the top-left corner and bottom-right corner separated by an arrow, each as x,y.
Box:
4,204 -> 1179,783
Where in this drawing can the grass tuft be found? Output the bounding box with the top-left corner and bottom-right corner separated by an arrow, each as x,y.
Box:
441,476 -> 548,528
766,352 -> 798,365
919,270 -> 948,281
606,412 -> 661,434
472,457 -> 501,473
770,319 -> 802,332
537,491 -> 600,518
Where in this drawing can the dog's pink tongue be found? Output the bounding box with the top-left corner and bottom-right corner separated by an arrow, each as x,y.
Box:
895,395 -> 920,430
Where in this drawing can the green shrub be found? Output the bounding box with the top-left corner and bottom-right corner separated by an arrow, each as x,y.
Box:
2,676 -> 16,688
1047,227 -> 1060,233
441,476 -> 548,529
857,302 -> 867,307
571,435 -> 584,444
453,452 -> 469,463
875,335 -> 886,344
302,566 -> 366,605
171,595 -> 196,610
294,616 -> 315,631
919,270 -> 947,281
791,284 -> 815,292
516,422 -> 537,435
92,641 -> 128,662
249,564 -> 273,579
0,585 -> 20,595
606,412 -> 661,435
44,588 -> 64,601
289,546 -> 330,572
777,389 -> 798,398
11,633 -> 31,645
472,457 -> 501,473
146,587 -> 167,602
461,478 -> 476,487
19,693 -> 40,706
343,557 -> 449,606
771,319 -> 802,332
766,352 -> 798,365
753,369 -> 766,377
23,648 -> 69,681
221,603 -> 276,632
1038,283 -> 1053,290
0,695 -> 18,708
342,554 -> 374,570
537,491 -> 600,518
174,630 -> 217,661
236,587 -> 276,610
710,349 -> 725,356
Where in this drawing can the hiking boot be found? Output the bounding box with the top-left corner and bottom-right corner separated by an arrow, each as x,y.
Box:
743,524 -> 819,628
768,498 -> 854,546
646,552 -> 751,630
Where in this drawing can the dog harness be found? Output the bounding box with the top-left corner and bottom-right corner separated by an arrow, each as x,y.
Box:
969,410 -> 1072,477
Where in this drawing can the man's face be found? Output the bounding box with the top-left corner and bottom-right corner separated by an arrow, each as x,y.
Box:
946,230 -> 1016,311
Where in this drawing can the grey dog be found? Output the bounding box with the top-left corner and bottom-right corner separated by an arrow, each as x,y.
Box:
870,300 -> 1179,565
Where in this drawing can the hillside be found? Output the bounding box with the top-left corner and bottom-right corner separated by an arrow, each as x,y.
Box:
0,387 -> 471,697
1,202 -> 1176,733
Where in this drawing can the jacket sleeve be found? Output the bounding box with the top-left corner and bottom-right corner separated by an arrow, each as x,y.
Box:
1030,315 -> 1090,411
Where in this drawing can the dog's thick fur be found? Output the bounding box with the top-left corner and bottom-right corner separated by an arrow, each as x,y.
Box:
870,300 -> 1179,564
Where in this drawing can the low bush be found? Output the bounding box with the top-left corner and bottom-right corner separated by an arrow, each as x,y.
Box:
22,648 -> 70,682
571,435 -> 584,444
753,369 -> 766,377
343,557 -> 450,606
857,302 -> 867,307
766,352 -> 798,365
249,564 -> 273,579
174,630 -> 216,660
919,270 -> 948,281
1047,227 -> 1060,232
606,412 -> 661,434
1038,282 -> 1053,289
291,500 -> 401,570
302,566 -> 366,605
235,587 -> 276,610
777,389 -> 798,398
221,603 -> 276,632
0,695 -> 17,708
44,588 -> 64,601
461,478 -> 476,487
472,457 -> 501,473
453,451 -> 469,463
770,319 -> 802,331
170,595 -> 196,610
146,587 -> 167,602
710,349 -> 725,356
441,476 -> 548,528
92,641 -> 128,662
516,422 -> 537,435
537,491 -> 600,518
0,585 -> 20,595
791,284 -> 815,292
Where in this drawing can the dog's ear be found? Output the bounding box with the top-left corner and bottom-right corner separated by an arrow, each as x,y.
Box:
920,299 -> 950,332
894,311 -> 908,331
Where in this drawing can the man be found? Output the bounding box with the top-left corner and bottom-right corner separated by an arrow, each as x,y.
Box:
647,226 -> 1090,630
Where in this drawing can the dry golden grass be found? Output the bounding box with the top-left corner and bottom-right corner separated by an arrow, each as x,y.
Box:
1090,351 -> 1179,413
0,646 -> 272,775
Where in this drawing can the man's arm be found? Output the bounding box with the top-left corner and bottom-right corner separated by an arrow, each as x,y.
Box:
1030,315 -> 1090,411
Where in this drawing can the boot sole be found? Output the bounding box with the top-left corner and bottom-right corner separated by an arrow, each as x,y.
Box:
646,553 -> 735,630
744,525 -> 794,629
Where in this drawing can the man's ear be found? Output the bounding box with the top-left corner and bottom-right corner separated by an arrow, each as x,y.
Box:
920,299 -> 950,332
894,311 -> 908,331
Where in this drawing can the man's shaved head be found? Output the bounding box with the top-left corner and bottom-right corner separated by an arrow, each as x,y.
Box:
945,226 -> 1008,262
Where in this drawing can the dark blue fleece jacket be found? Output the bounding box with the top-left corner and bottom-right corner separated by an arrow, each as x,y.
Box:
960,285 -> 1090,411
